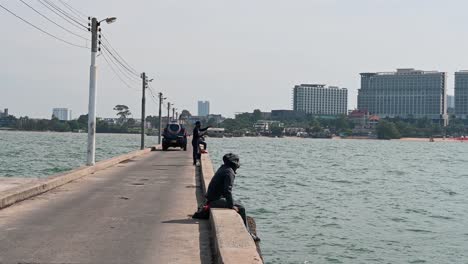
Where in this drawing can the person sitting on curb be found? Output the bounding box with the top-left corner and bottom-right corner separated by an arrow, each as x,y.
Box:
199,133 -> 207,153
205,153 -> 260,242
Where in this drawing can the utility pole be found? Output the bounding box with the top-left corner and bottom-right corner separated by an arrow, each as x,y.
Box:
140,72 -> 146,150
172,108 -> 176,121
86,17 -> 98,166
158,92 -> 163,144
167,102 -> 171,123
86,16 -> 116,166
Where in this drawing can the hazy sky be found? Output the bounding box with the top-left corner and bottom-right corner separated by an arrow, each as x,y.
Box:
1,0 -> 467,119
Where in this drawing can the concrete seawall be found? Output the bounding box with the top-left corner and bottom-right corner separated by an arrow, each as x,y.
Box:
200,153 -> 263,264
0,146 -> 158,210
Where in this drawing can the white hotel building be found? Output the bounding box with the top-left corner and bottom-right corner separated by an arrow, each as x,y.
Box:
52,108 -> 72,121
293,84 -> 348,115
358,68 -> 448,124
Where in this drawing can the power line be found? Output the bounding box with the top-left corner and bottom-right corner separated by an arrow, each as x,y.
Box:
147,88 -> 159,106
56,0 -> 88,22
101,42 -> 139,77
101,50 -> 139,92
101,43 -> 140,78
101,34 -> 139,75
18,0 -> 89,41
43,0 -> 86,26
101,46 -> 141,83
36,0 -> 87,31
0,3 -> 88,49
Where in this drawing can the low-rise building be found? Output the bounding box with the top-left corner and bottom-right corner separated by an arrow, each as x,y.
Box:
348,109 -> 380,135
253,120 -> 284,133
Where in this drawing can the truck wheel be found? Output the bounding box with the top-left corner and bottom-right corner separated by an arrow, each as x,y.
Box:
183,145 -> 187,151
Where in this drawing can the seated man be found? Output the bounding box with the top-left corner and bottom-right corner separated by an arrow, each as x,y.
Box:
205,153 -> 260,241
199,134 -> 207,153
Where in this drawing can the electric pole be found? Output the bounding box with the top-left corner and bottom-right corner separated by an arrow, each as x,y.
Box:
158,92 -> 163,144
140,72 -> 146,150
172,108 -> 176,121
86,16 -> 116,166
167,102 -> 171,122
86,17 -> 98,166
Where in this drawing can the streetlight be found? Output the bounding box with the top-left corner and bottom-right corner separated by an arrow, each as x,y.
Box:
87,16 -> 117,166
100,17 -> 117,24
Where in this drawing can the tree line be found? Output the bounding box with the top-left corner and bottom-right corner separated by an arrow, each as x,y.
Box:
219,109 -> 468,139
0,105 -> 159,134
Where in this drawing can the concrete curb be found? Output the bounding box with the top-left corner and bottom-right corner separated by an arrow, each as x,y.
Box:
200,154 -> 263,264
0,145 -> 160,210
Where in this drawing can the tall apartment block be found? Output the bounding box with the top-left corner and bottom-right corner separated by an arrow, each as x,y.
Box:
293,84 -> 348,115
455,71 -> 468,119
52,108 -> 72,121
358,68 -> 448,125
197,101 -> 210,117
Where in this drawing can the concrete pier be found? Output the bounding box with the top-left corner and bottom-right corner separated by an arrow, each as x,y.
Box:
200,153 -> 263,264
0,148 -> 211,263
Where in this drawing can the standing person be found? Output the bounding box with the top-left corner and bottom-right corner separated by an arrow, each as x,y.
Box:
205,153 -> 260,241
192,121 -> 209,165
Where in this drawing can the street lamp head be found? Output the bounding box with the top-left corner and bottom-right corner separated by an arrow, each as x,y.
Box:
148,79 -> 154,82
105,17 -> 117,24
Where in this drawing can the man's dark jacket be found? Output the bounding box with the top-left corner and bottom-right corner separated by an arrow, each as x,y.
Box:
192,127 -> 209,144
206,164 -> 236,208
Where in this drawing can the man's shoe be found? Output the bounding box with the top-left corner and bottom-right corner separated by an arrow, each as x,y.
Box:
250,233 -> 261,242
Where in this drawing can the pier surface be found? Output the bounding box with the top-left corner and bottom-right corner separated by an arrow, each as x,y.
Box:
0,148 -> 211,263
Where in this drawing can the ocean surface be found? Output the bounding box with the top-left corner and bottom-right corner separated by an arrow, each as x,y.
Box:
1,131 -> 467,263
0,131 -> 159,177
207,137 -> 468,264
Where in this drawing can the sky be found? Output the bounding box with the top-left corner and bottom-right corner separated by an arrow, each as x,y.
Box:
1,0 -> 468,119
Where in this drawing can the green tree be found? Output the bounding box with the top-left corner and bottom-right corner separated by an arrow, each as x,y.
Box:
127,118 -> 136,127
221,118 -> 242,133
270,124 -> 284,137
145,115 -> 159,129
113,105 -> 131,122
252,109 -> 262,122
376,120 -> 401,139
180,109 -> 192,120
68,120 -> 80,131
207,117 -> 218,127
77,114 -> 88,130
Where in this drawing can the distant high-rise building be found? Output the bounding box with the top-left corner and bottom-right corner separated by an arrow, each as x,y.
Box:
0,108 -> 8,118
198,101 -> 210,117
447,95 -> 455,109
293,84 -> 348,115
358,68 -> 448,124
52,108 -> 72,121
447,95 -> 455,114
455,71 -> 468,119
